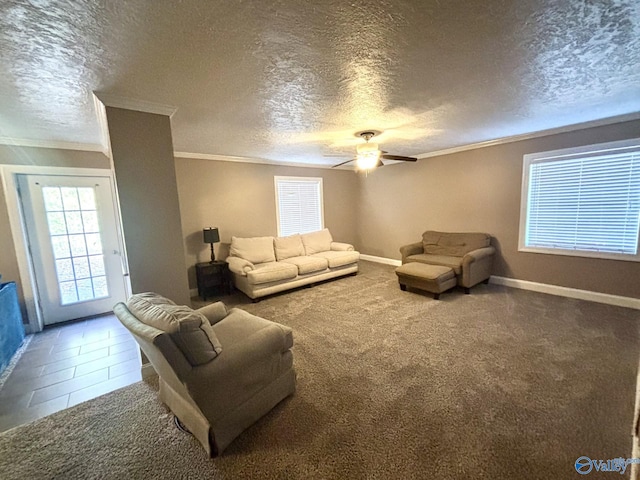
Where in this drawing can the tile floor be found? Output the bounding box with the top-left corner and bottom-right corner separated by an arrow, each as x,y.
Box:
0,314 -> 142,433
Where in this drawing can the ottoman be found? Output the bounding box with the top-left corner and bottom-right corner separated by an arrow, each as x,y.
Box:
395,263 -> 457,300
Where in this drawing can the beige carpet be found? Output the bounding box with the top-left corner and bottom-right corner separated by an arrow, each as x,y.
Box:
1,261 -> 639,479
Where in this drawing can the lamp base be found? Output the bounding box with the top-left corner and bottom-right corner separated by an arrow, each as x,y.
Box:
209,243 -> 215,263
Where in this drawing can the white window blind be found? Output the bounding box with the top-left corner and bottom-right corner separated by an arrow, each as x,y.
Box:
274,176 -> 324,237
520,139 -> 640,261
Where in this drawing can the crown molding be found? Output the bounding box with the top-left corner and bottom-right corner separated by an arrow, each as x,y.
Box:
93,92 -> 178,117
0,137 -> 104,152
416,111 -> 640,160
174,151 -> 339,170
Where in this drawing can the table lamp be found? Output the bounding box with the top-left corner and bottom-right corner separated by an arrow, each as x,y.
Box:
203,227 -> 220,263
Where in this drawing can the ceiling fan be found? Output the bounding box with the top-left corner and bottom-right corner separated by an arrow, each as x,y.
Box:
331,131 -> 418,171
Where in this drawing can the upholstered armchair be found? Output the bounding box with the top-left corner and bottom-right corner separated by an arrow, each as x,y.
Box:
399,231 -> 495,292
113,293 -> 296,456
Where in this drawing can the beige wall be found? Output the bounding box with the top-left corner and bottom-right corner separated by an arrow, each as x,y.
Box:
0,146 -> 110,323
175,158 -> 359,290
2,118 -> 639,314
106,107 -> 191,305
356,119 -> 640,298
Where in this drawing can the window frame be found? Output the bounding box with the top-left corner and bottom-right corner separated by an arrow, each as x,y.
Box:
518,137 -> 640,262
274,176 -> 325,237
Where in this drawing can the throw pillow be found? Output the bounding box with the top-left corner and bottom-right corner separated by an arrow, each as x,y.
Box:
127,293 -> 222,366
230,236 -> 276,264
301,229 -> 333,255
274,234 -> 305,260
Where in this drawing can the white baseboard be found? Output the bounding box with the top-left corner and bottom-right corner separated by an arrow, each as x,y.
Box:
490,276 -> 640,310
360,254 -> 640,310
360,254 -> 402,267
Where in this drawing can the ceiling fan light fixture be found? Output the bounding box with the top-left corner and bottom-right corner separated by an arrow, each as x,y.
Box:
355,151 -> 380,171
355,131 -> 380,171
356,141 -> 379,155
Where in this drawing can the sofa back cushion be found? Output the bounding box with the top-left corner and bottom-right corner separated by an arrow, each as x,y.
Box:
126,293 -> 222,366
274,234 -> 305,261
422,231 -> 490,257
301,229 -> 333,255
230,236 -> 276,264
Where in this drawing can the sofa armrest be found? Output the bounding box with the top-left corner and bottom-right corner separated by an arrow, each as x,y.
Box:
226,256 -> 254,276
461,246 -> 496,287
462,246 -> 496,266
399,241 -> 423,263
331,242 -> 354,251
196,301 -> 228,326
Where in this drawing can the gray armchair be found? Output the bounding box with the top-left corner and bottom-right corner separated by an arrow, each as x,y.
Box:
399,231 -> 495,292
113,293 -> 296,456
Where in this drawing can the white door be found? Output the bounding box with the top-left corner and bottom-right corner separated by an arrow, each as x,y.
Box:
18,174 -> 128,325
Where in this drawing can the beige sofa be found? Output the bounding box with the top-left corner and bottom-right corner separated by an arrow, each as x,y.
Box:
226,229 -> 359,301
114,293 -> 296,456
400,231 -> 495,293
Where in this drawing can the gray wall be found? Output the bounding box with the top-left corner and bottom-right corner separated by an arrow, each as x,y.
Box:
106,107 -> 191,305
356,119 -> 640,298
0,146 -> 110,322
2,118 -> 639,313
175,158 -> 359,290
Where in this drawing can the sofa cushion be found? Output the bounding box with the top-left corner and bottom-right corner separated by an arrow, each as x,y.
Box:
126,293 -> 222,366
230,236 -> 276,264
281,255 -> 329,275
301,229 -> 333,255
422,231 -> 490,257
246,262 -> 298,285
312,250 -> 359,268
274,234 -> 305,261
405,254 -> 463,275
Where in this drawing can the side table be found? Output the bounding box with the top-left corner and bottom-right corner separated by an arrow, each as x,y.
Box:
196,261 -> 232,300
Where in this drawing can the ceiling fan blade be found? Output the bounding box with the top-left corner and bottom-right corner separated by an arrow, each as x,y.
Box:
375,159 -> 384,168
332,158 -> 356,168
381,154 -> 418,162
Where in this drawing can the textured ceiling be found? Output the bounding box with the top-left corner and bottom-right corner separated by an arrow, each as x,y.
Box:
1,0 -> 639,166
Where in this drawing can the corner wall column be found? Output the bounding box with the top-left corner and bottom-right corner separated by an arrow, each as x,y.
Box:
103,106 -> 190,305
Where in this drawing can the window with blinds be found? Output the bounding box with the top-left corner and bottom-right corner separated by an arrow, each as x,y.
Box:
274,176 -> 324,237
519,138 -> 640,261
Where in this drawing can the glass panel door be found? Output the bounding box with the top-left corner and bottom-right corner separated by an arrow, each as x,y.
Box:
18,175 -> 128,325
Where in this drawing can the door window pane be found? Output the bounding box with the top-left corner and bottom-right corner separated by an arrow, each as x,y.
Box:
78,188 -> 96,210
89,255 -> 105,276
85,233 -> 102,255
59,281 -> 78,304
50,236 -> 70,259
76,278 -> 94,301
68,234 -> 88,257
65,211 -> 83,234
55,258 -> 74,282
42,187 -> 62,211
47,212 -> 67,235
41,185 -> 110,305
61,187 -> 80,210
82,211 -> 99,232
73,257 -> 90,279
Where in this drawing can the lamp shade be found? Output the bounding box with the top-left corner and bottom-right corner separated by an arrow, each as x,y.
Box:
203,227 -> 220,244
